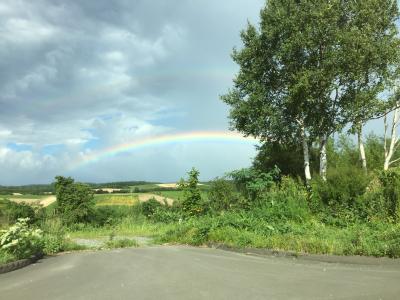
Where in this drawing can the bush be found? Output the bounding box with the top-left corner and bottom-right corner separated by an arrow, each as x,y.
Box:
360,169 -> 400,221
0,199 -> 36,224
151,207 -> 182,223
178,168 -> 206,216
310,166 -> 370,217
141,198 -> 163,217
91,205 -> 142,226
207,178 -> 245,211
0,218 -> 44,259
40,218 -> 66,254
105,238 -> 138,249
259,177 -> 311,223
229,167 -> 279,204
379,169 -> 400,221
55,176 -> 95,224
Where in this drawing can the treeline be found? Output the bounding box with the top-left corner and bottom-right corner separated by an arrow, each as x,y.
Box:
0,184 -> 55,195
0,181 -> 158,194
87,181 -> 157,189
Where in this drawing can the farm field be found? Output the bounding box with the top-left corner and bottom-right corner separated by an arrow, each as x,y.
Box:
4,195 -> 56,207
94,194 -> 139,206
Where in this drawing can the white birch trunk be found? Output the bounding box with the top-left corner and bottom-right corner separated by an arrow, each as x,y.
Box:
301,125 -> 312,181
357,125 -> 367,173
384,105 -> 400,170
319,135 -> 327,181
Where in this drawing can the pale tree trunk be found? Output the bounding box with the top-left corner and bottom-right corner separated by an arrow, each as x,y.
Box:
357,124 -> 367,174
300,124 -> 312,181
384,105 -> 400,170
319,135 -> 327,181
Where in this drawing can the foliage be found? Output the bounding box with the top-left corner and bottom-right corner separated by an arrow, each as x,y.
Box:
150,207 -> 182,223
105,238 -> 138,249
0,218 -> 44,259
229,167 -> 279,203
379,169 -> 400,221
158,213 -> 400,258
221,0 -> 399,179
140,198 -> 163,217
260,177 -> 311,223
207,178 -> 243,212
0,199 -> 36,224
55,176 -> 95,224
178,168 -> 206,216
90,205 -> 142,226
253,142 -> 319,178
311,168 -> 370,208
363,169 -> 400,221
0,250 -> 16,265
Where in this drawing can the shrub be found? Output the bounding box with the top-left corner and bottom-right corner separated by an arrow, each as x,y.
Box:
259,177 -> 311,223
151,207 -> 182,223
178,168 -> 206,216
91,205 -> 142,226
310,166 -> 370,218
0,218 -> 44,259
40,217 -> 66,254
229,167 -> 279,204
105,238 -> 138,249
379,169 -> 400,221
361,169 -> 400,221
0,199 -> 36,224
55,176 -> 95,224
207,178 -> 244,211
141,198 -> 163,217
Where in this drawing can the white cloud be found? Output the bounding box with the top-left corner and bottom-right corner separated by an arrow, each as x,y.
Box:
0,0 -> 263,184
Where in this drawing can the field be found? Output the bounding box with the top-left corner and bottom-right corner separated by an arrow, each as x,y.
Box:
2,194 -> 56,207
94,194 -> 139,206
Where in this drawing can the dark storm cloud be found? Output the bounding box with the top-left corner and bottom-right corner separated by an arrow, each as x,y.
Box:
0,0 -> 263,184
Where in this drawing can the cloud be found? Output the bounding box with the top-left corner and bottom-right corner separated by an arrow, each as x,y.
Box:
0,0 -> 263,184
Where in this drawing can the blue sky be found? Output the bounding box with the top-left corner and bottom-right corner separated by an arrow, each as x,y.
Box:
0,0 -> 265,185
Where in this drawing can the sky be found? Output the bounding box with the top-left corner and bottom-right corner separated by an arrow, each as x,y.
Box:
0,0 -> 265,185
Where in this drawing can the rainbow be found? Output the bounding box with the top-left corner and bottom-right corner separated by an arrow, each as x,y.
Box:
72,131 -> 258,169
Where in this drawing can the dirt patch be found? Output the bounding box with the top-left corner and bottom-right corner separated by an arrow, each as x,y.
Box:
137,193 -> 174,206
9,196 -> 56,207
39,196 -> 56,207
157,183 -> 204,189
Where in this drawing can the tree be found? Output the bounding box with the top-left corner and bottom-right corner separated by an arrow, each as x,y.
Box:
338,0 -> 400,173
222,0 -> 350,181
54,176 -> 95,224
222,0 -> 399,181
178,168 -> 204,216
384,94 -> 400,170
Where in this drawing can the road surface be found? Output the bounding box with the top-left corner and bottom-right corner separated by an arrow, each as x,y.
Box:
1,246 -> 399,299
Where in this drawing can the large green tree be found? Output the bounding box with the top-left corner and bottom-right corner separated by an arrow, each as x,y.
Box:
55,176 -> 95,224
222,0 -> 399,181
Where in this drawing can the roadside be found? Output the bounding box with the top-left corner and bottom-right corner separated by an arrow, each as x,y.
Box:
1,246 -> 399,300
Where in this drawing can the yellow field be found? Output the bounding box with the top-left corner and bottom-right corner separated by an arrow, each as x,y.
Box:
95,194 -> 139,206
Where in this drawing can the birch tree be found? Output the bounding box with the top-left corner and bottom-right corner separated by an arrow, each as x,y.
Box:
384,91 -> 400,170
222,0 -> 348,181
339,0 -> 399,173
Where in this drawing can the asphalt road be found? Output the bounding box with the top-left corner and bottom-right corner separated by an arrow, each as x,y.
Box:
1,246 -> 400,300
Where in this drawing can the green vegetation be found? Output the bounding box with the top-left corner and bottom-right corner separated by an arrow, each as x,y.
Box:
55,176 -> 95,225
0,218 -> 44,260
